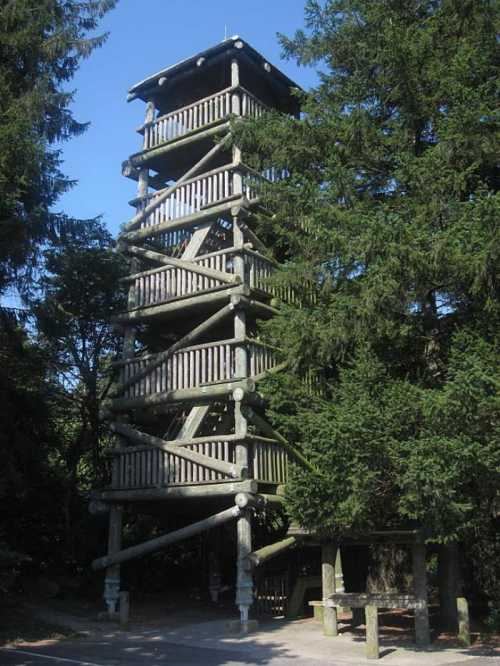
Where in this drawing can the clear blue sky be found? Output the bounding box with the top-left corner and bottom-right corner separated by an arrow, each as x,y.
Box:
58,0 -> 318,237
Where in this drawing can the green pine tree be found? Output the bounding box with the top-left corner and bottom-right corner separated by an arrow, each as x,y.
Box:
234,0 -> 500,588
0,0 -> 116,295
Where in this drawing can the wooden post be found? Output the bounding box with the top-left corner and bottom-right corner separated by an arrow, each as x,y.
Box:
457,597 -> 471,647
365,605 -> 380,659
412,541 -> 431,647
236,509 -> 253,629
143,101 -> 155,150
322,543 -> 338,637
119,591 -> 129,629
231,59 -> 243,198
104,503 -> 122,614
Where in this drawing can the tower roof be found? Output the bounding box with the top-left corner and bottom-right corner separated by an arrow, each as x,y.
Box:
128,36 -> 302,103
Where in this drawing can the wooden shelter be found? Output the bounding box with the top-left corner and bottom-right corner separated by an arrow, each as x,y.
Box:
91,37 -> 302,627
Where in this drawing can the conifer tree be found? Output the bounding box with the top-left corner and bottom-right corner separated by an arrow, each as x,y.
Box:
235,0 -> 500,564
0,0 -> 116,295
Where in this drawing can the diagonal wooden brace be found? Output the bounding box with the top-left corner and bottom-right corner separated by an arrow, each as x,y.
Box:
126,245 -> 239,284
92,505 -> 241,571
241,406 -> 322,476
110,422 -> 244,478
121,135 -> 231,233
112,303 -> 233,397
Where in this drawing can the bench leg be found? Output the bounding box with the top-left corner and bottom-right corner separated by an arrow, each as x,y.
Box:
457,597 -> 471,647
365,605 -> 379,659
324,606 -> 338,637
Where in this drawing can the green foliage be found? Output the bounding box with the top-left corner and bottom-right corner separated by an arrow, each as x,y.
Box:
0,0 -> 116,294
235,0 -> 500,565
0,1 -> 117,579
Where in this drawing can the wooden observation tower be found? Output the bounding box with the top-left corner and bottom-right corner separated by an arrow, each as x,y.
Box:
91,37 -> 301,625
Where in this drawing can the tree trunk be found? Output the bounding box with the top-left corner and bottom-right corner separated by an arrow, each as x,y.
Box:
438,542 -> 460,631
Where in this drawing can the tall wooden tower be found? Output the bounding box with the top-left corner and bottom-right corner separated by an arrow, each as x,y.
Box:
91,37 -> 301,626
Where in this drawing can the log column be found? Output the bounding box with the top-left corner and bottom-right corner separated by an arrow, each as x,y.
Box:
322,543 -> 338,636
234,398 -> 253,626
236,509 -> 253,627
104,158 -> 146,614
104,504 -> 123,614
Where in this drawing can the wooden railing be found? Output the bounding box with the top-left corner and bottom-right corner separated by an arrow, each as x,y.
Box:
251,439 -> 288,484
142,86 -> 268,150
118,339 -> 279,398
112,439 -> 237,489
138,164 -> 258,231
110,438 -> 288,489
128,247 -> 285,308
132,247 -> 234,308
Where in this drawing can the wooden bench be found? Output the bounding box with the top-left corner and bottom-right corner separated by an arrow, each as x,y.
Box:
310,592 -> 419,659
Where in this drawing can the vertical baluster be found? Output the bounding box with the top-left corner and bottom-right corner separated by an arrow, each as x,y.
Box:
213,345 -> 219,382
194,349 -> 199,386
180,266 -> 186,297
171,353 -> 177,391
201,347 -> 206,384
208,345 -> 213,383
221,344 -> 227,380
225,343 -> 231,380
188,350 -> 194,388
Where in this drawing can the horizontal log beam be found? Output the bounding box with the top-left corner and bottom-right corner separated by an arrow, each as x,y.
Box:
321,593 -> 418,610
246,536 -> 298,570
119,198 -> 246,243
113,286 -> 236,324
129,121 -> 231,168
92,505 -> 241,570
92,479 -> 258,503
110,378 -> 256,412
234,492 -> 285,510
110,422 -> 244,478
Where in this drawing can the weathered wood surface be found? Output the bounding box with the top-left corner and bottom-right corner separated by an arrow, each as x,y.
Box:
139,85 -> 266,150
322,544 -> 338,637
457,597 -> 471,647
94,479 -> 258,503
110,422 -> 243,479
122,135 -> 230,232
323,593 -> 418,609
246,536 -> 297,569
116,338 -> 279,400
113,303 -> 233,397
365,605 -> 379,659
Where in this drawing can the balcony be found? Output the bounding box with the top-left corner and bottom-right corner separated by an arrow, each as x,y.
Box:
123,246 -> 292,311
110,437 -> 288,490
140,86 -> 267,151
116,338 -> 279,400
136,164 -> 261,234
